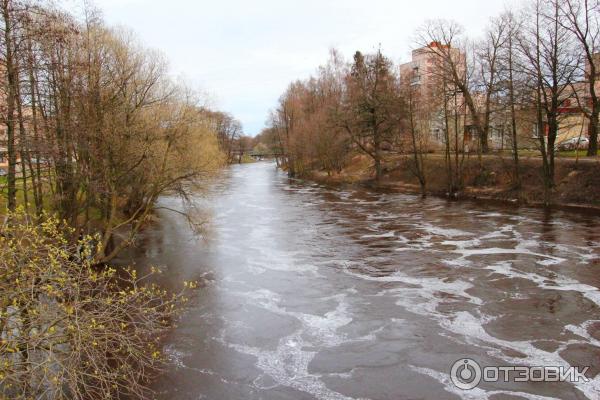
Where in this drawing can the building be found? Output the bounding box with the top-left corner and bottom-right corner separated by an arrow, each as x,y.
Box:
399,42 -> 472,151
400,42 -> 600,153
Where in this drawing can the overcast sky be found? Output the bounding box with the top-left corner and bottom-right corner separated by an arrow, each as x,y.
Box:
87,0 -> 514,136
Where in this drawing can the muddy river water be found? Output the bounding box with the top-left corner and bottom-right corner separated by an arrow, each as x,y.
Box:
124,162 -> 600,399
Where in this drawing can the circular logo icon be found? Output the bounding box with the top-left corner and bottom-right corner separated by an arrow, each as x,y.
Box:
450,358 -> 482,390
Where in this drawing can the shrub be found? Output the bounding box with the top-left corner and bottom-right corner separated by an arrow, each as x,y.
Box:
0,210 -> 190,399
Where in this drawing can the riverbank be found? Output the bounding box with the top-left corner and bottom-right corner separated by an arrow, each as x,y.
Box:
306,153 -> 600,213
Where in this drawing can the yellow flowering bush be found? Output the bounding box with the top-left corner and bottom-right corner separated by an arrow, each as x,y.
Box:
0,210 -> 191,399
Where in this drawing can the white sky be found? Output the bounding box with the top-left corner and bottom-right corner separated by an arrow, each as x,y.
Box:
83,0 -> 515,136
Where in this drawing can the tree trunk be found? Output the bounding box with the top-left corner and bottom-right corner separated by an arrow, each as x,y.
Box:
374,128 -> 382,182
408,92 -> 426,196
587,105 -> 599,156
508,34 -> 520,188
2,0 -> 18,211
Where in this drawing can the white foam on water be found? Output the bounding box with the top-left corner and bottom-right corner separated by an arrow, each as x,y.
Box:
164,344 -> 188,369
419,223 -> 474,238
486,261 -> 600,308
164,344 -> 218,377
441,239 -> 482,250
438,238 -> 484,267
220,289 -> 370,400
326,371 -> 355,379
544,243 -> 599,265
565,320 -> 600,348
439,311 -> 600,399
365,212 -> 399,221
363,222 -> 383,232
337,191 -> 353,200
564,320 -> 600,398
480,230 -> 510,239
395,235 -> 409,244
409,236 -> 433,250
474,212 -> 507,218
344,260 -> 600,399
343,267 -> 481,318
575,374 -> 600,400
409,366 -> 562,400
453,247 -> 566,267
442,258 -> 474,268
442,311 -> 564,365
360,231 -> 395,239
565,320 -> 600,399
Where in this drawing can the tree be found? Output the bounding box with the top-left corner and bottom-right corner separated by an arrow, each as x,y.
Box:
208,111 -> 242,163
0,0 -> 20,211
0,3 -> 225,260
235,135 -> 254,163
417,21 -> 492,153
560,0 -> 600,156
266,50 -> 352,177
255,126 -> 284,165
477,16 -> 509,155
271,82 -> 302,176
519,0 -> 580,190
400,68 -> 428,195
498,11 -> 525,187
341,49 -> 402,182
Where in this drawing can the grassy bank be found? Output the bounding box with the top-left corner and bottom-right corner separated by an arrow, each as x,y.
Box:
307,153 -> 600,211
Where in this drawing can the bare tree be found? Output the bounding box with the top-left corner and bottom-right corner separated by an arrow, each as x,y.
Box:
0,0 -> 19,211
209,111 -> 242,163
0,3 -> 225,260
477,16 -> 509,154
559,0 -> 600,156
417,21 -> 491,154
519,0 -> 580,191
272,82 -> 301,176
499,11 -> 525,187
400,69 -> 428,195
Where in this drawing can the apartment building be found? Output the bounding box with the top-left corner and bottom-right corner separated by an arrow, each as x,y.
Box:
400,42 -> 600,153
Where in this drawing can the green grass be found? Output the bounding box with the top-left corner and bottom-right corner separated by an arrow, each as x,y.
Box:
0,175 -> 111,227
0,174 -> 51,215
510,150 -> 539,157
498,149 -> 600,158
556,149 -> 600,158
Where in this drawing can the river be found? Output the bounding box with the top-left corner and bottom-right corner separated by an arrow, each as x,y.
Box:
123,162 -> 600,400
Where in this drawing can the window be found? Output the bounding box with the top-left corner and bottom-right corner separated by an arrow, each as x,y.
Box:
411,66 -> 421,85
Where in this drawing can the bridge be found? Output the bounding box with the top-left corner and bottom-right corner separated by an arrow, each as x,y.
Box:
231,149 -> 283,161
248,151 -> 283,160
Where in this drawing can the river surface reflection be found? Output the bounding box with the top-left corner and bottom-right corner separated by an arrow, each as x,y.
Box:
123,162 -> 600,399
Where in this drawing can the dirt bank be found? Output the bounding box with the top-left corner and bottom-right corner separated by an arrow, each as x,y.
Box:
306,154 -> 600,213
